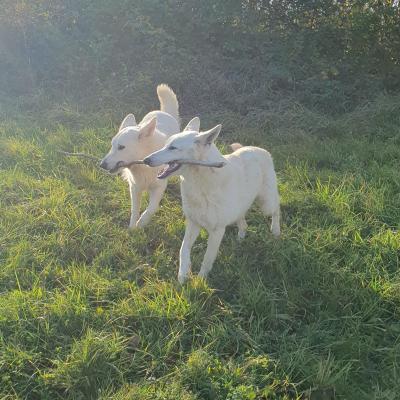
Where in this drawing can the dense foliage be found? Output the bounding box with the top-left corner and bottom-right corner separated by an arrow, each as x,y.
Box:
1,1 -> 399,114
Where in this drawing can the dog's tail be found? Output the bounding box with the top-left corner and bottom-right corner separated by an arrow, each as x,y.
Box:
230,143 -> 243,151
157,84 -> 180,123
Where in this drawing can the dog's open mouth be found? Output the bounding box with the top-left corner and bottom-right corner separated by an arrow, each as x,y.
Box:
157,162 -> 181,179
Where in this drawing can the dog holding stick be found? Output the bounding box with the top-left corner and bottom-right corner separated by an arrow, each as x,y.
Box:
100,84 -> 180,228
144,117 -> 280,282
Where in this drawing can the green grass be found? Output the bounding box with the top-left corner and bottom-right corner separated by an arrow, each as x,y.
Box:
1,96 -> 400,399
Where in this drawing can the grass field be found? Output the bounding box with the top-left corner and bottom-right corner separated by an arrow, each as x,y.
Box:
1,96 -> 400,399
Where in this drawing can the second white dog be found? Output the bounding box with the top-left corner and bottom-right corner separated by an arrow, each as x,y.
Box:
100,84 -> 180,228
144,117 -> 280,282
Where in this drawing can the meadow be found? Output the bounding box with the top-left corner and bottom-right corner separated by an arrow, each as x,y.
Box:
1,94 -> 400,399
1,1 -> 400,398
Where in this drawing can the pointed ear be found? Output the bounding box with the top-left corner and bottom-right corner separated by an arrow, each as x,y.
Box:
184,117 -> 200,132
195,125 -> 222,145
119,114 -> 136,131
139,116 -> 157,139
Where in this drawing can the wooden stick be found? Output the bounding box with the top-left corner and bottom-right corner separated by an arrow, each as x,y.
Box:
58,151 -> 100,162
116,159 -> 225,169
176,159 -> 226,168
58,151 -> 225,169
122,160 -> 146,167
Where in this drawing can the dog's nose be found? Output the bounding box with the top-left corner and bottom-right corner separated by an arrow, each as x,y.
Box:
99,160 -> 108,170
143,157 -> 152,166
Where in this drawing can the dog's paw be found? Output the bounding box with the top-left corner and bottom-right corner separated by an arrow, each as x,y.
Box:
238,230 -> 246,241
128,221 -> 138,230
271,226 -> 281,238
136,218 -> 149,229
178,274 -> 189,284
197,270 -> 209,280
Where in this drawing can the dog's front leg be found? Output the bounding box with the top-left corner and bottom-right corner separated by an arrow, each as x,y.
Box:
198,228 -> 225,279
128,185 -> 141,229
136,182 -> 166,228
178,219 -> 200,283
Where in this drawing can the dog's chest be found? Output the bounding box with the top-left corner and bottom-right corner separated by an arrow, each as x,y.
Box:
130,165 -> 159,189
181,180 -> 226,228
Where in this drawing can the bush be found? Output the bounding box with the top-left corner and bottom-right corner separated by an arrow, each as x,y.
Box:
1,1 -> 399,115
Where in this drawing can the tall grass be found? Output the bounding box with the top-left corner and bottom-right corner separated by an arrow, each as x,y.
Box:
1,95 -> 399,398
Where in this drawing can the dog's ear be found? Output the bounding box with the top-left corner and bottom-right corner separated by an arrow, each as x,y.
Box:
119,114 -> 136,131
139,117 -> 157,139
195,125 -> 222,145
184,117 -> 200,132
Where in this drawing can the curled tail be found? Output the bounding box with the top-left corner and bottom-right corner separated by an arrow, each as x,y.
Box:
157,84 -> 180,124
230,143 -> 243,152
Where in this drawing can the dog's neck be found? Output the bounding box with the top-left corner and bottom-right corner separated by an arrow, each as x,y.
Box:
146,129 -> 168,156
129,129 -> 167,172
180,144 -> 226,180
197,144 -> 225,163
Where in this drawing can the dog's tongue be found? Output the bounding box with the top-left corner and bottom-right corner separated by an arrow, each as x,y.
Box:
157,162 -> 181,179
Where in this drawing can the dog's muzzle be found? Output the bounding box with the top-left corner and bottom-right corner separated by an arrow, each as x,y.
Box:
99,160 -> 125,173
143,156 -> 154,166
99,159 -> 108,170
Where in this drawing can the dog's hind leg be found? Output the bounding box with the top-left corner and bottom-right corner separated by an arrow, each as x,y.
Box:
136,182 -> 167,228
128,185 -> 142,229
237,217 -> 248,240
198,227 -> 225,279
270,211 -> 280,237
259,193 -> 280,237
258,177 -> 280,238
179,219 -> 200,283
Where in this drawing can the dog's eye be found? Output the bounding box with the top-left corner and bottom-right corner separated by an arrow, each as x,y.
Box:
168,145 -> 177,150
118,145 -> 125,151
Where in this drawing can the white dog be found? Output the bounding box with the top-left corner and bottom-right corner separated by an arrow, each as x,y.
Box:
144,117 -> 280,282
100,84 -> 180,228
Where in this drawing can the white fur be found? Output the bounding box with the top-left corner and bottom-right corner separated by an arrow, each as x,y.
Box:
156,84 -> 180,124
100,84 -> 180,229
144,118 -> 280,282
